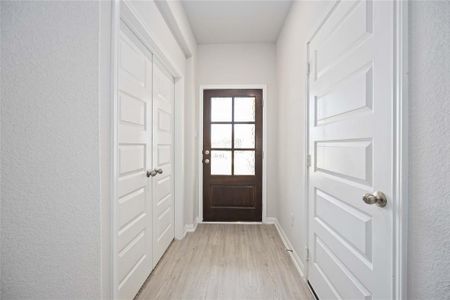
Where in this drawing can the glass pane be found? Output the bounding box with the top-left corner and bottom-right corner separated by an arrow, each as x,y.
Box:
211,97 -> 232,122
234,151 -> 255,175
211,124 -> 232,148
211,151 -> 232,175
234,124 -> 255,149
234,97 -> 255,122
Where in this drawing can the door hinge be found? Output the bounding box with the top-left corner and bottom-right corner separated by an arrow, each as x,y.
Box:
307,154 -> 312,168
307,62 -> 311,77
305,247 -> 310,262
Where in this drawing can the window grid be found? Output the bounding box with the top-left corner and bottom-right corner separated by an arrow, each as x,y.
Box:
210,97 -> 256,176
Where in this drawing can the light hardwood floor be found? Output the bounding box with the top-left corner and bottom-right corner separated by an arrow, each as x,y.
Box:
136,224 -> 312,300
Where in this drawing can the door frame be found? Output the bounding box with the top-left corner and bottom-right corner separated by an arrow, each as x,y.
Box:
198,85 -> 268,223
106,1 -> 187,299
304,1 -> 408,299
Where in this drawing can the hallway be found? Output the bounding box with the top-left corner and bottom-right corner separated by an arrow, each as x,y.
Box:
1,1 -> 449,299
136,224 -> 312,300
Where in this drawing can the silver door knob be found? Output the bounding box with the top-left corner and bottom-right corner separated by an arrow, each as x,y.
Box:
362,191 -> 387,207
146,169 -> 157,178
156,168 -> 163,174
204,159 -> 210,164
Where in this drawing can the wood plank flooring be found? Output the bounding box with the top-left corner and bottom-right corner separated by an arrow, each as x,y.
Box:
136,224 -> 312,300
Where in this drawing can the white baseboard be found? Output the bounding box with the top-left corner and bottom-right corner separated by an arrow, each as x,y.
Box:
185,221 -> 198,233
270,217 -> 307,280
263,216 -> 277,224
176,229 -> 187,240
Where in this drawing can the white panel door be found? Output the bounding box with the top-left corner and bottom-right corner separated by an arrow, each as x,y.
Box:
152,61 -> 175,265
308,1 -> 394,299
115,30 -> 153,300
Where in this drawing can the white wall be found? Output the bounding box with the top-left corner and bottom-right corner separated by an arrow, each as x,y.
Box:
1,2 -> 102,298
275,0 -> 332,274
408,1 -> 450,298
197,43 -> 278,219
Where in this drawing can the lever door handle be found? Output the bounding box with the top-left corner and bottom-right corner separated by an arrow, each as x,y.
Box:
156,168 -> 163,174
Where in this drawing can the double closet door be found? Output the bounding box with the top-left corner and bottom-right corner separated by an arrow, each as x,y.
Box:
114,27 -> 175,300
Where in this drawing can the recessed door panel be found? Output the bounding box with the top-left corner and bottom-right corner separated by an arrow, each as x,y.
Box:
152,62 -> 175,266
115,30 -> 153,300
308,1 -> 394,299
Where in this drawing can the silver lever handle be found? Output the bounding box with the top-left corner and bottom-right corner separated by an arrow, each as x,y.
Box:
362,191 -> 387,207
156,168 -> 163,174
146,169 -> 157,178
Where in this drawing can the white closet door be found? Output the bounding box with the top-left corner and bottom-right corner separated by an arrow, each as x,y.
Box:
115,31 -> 153,300
152,61 -> 175,265
308,1 -> 394,299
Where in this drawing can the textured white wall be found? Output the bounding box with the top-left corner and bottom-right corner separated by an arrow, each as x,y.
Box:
1,1 -> 102,299
275,0 -> 332,274
197,43 -> 278,218
408,1 -> 450,298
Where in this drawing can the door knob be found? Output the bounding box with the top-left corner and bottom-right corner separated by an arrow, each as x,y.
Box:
362,191 -> 387,207
204,150 -> 210,155
204,158 -> 210,164
146,169 -> 157,178
156,168 -> 163,174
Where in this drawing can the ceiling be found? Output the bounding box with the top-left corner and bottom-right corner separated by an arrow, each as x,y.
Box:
181,0 -> 293,44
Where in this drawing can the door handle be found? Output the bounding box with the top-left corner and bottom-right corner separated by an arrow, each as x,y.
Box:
203,158 -> 210,164
146,169 -> 157,178
156,168 -> 163,174
362,191 -> 387,207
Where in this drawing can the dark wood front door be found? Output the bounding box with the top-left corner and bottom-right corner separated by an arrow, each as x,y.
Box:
203,89 -> 263,221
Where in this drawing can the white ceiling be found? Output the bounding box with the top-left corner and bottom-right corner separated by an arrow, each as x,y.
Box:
181,0 -> 293,44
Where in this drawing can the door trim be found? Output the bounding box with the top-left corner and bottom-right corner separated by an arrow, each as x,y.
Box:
198,85 -> 268,223
304,1 -> 408,299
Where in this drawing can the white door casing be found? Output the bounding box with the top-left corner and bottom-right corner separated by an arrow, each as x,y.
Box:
152,60 -> 175,265
308,1 -> 395,299
115,30 -> 153,300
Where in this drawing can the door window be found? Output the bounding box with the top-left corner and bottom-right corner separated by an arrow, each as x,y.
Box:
209,96 -> 256,176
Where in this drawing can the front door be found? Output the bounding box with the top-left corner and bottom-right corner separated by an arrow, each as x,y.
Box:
203,89 -> 263,221
308,1 -> 395,299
